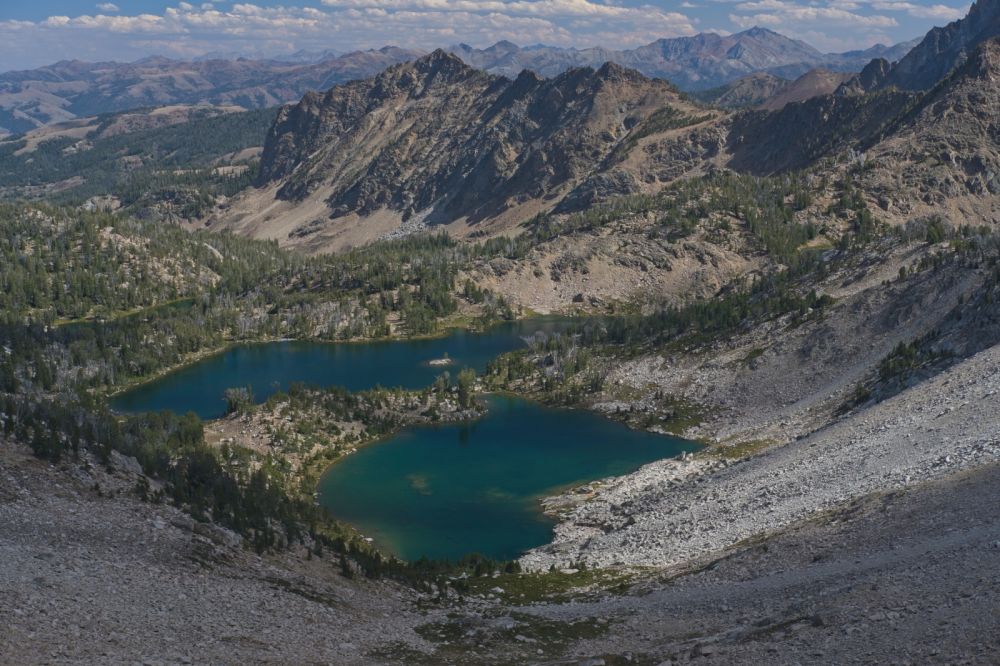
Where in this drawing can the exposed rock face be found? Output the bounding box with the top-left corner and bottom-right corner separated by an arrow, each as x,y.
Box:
723,1 -> 1000,176
858,37 -> 1000,211
885,0 -> 1000,90
728,34 -> 1000,187
258,50 -> 700,227
691,72 -> 791,109
725,89 -> 915,173
615,27 -> 825,89
837,58 -> 892,96
757,68 -> 853,111
226,1 -> 1000,250
0,29 -> 920,136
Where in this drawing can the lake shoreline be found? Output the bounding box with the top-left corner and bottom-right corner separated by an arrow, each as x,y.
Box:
316,393 -> 699,562
105,312 -> 707,563
105,313 -> 572,404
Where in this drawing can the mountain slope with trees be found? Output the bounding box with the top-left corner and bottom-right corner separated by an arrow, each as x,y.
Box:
4,4 -> 1000,664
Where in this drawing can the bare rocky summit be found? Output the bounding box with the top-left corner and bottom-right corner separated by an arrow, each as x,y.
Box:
886,0 -> 1000,90
226,50 -> 716,250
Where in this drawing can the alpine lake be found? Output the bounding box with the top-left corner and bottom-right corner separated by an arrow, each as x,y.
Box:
112,318 -> 699,561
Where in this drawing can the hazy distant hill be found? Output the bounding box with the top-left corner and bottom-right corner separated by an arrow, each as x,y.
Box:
449,29 -> 919,91
0,47 -> 422,135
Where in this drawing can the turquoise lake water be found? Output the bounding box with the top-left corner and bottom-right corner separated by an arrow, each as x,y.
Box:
318,394 -> 697,562
111,318 -> 574,420
112,318 -> 698,561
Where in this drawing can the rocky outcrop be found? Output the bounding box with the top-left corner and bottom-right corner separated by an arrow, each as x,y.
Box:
728,34 -> 1000,192
230,8 -> 1000,248
884,0 -> 1000,90
836,58 -> 892,96
725,88 -> 915,174
257,51 -> 701,228
854,36 -> 1000,212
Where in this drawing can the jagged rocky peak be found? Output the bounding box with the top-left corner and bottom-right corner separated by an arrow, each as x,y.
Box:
512,68 -> 544,86
858,58 -> 892,89
257,51 -> 497,186
410,48 -> 475,79
594,60 -> 650,84
366,49 -> 488,97
957,33 -> 1000,77
885,0 -> 1000,90
253,56 -> 697,238
487,40 -> 521,52
837,57 -> 891,96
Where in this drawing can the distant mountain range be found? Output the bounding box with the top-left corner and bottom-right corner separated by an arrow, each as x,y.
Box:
449,29 -> 919,91
0,47 -> 422,135
0,29 -> 919,136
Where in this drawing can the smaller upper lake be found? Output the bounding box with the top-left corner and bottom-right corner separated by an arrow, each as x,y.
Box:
318,395 -> 699,562
111,318 -> 574,420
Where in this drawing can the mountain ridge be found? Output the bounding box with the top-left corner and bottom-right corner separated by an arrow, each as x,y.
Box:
219,50 -> 716,251
221,0 -> 1000,254
0,29 -> 918,135
449,28 -> 918,91
885,0 -> 1000,90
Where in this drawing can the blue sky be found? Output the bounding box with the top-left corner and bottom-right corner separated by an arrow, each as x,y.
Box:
0,0 -> 971,70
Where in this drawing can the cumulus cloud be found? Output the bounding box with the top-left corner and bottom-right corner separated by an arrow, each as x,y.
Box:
731,0 -> 898,28
870,0 -> 968,20
0,0 -> 700,69
724,0 -> 925,51
96,2 -> 120,12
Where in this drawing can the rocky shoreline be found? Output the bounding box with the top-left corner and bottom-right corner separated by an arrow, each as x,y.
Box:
523,340 -> 1000,571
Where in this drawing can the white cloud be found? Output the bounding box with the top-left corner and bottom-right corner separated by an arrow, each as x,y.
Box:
796,27 -> 895,51
322,0 -> 669,19
96,2 -> 120,12
870,0 -> 968,20
0,0 -> 698,69
730,0 -> 899,31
